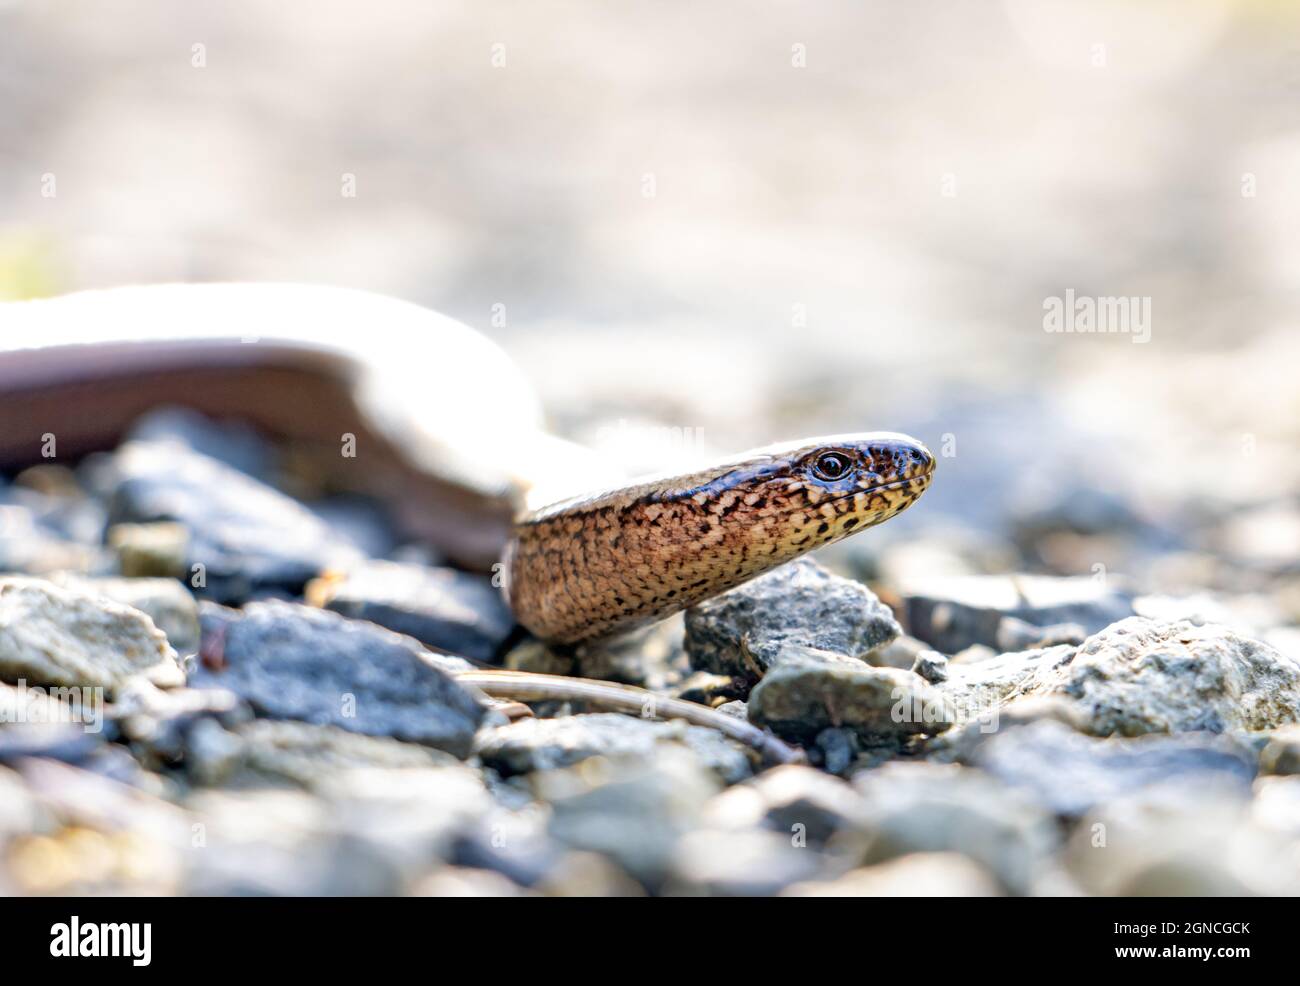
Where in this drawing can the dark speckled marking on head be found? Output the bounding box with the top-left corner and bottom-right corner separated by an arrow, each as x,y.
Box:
505,432 -> 935,642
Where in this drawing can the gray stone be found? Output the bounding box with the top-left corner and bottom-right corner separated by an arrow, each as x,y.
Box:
537,748 -> 719,888
243,720 -> 456,784
701,764 -> 868,847
1259,724 -> 1300,776
923,694 -> 1090,763
901,574 -> 1133,654
316,765 -> 496,875
189,601 -> 486,757
867,634 -> 932,670
668,828 -> 823,895
0,576 -> 183,694
747,647 -> 954,743
507,613 -> 689,691
113,680 -> 246,766
0,487 -> 106,576
685,559 -> 901,682
995,616 -> 1087,652
181,787 -> 402,896
1064,778 -> 1298,895
126,407 -> 279,481
1032,617 -> 1300,736
49,574 -> 200,654
910,650 -> 949,683
846,762 -> 1059,894
105,440 -> 361,603
0,681 -> 104,764
475,712 -> 753,785
973,719 -> 1257,817
306,560 -> 513,663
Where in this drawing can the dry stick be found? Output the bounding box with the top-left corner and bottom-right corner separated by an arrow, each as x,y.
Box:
455,669 -> 805,765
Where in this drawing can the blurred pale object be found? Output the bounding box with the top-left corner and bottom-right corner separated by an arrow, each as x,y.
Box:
1004,0 -> 1234,80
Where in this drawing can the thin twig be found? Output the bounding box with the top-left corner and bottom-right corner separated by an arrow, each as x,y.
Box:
455,669 -> 804,765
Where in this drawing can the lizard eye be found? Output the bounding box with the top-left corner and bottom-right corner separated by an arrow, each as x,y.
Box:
811,451 -> 852,481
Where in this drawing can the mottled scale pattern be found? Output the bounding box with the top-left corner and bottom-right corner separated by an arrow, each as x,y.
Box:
505,433 -> 935,643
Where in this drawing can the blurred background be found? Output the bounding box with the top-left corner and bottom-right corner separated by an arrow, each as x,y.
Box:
2,0 -> 1298,646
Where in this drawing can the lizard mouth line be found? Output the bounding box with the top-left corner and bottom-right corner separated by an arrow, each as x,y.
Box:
821,471 -> 933,508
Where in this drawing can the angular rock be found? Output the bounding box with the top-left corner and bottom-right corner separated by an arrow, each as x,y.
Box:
973,719 -> 1256,817
0,576 -> 183,694
49,575 -> 200,654
686,559 -> 901,682
306,559 -> 513,662
747,647 -> 954,743
1033,617 -> 1300,736
475,712 -> 753,784
190,601 -> 486,757
910,650 -> 949,683
933,645 -> 1077,725
105,440 -> 361,602
901,574 -> 1133,654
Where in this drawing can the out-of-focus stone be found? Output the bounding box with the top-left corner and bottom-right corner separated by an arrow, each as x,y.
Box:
189,719 -> 458,788
189,601 -> 486,757
1064,779 -> 1298,895
0,681 -> 104,764
995,616 -> 1087,652
667,828 -> 823,895
1259,724 -> 1300,776
108,522 -> 189,579
474,713 -> 753,784
504,614 -> 690,691
105,441 -> 362,602
536,749 -> 719,888
306,560 -> 513,663
49,574 -> 200,654
0,576 -> 183,694
113,680 -> 245,767
845,762 -> 1059,894
972,719 -> 1256,818
409,866 -> 532,896
701,765 -> 867,848
784,852 -> 1001,897
901,574 -> 1133,654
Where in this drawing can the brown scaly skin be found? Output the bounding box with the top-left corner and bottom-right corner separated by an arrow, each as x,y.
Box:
505,433 -> 935,642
